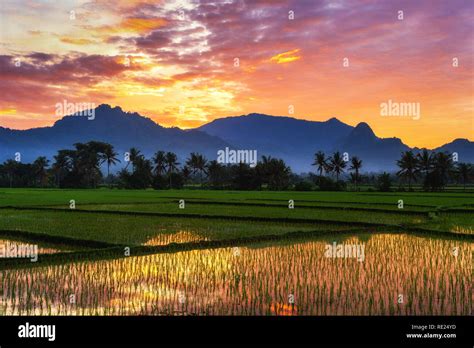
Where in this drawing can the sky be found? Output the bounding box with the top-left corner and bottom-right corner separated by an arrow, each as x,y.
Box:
0,0 -> 472,148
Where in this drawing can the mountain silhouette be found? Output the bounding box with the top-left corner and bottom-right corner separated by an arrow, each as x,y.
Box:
334,122 -> 410,171
197,113 -> 353,171
432,138 -> 473,163
0,104 -> 230,167
1,105 -> 472,173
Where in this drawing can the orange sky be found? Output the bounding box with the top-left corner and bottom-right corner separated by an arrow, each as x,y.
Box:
0,0 -> 472,148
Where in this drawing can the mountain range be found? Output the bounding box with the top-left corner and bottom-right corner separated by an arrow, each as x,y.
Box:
1,104 -> 472,173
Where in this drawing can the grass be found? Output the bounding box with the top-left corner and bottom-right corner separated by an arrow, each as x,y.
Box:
0,209 -> 353,245
1,188 -> 473,207
63,202 -> 428,225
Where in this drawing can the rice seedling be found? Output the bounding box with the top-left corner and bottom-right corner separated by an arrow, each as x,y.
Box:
2,233 -> 470,316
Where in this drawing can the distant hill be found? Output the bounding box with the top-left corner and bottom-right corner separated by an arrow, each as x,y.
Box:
198,113 -> 353,172
432,138 -> 474,163
0,104 -> 230,167
198,114 -> 473,172
333,122 -> 411,172
1,105 -> 472,173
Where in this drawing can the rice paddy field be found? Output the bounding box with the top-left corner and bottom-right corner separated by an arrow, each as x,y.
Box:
0,188 -> 472,316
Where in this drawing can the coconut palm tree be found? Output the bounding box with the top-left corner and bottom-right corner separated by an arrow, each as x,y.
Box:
207,160 -> 225,188
265,158 -> 291,190
417,149 -> 433,179
432,152 -> 454,189
456,163 -> 472,190
52,150 -> 74,187
152,151 -> 167,175
312,151 -> 328,184
328,151 -> 346,182
165,152 -> 179,188
182,165 -> 191,185
349,156 -> 362,191
186,152 -> 208,185
396,151 -> 419,190
32,156 -> 49,187
3,159 -> 18,188
456,163 -> 472,191
126,147 -> 141,171
101,145 -> 120,178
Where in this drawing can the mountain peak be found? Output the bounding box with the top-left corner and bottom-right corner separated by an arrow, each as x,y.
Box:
450,138 -> 470,145
246,112 -> 267,117
351,122 -> 376,139
327,117 -> 343,124
96,104 -> 124,114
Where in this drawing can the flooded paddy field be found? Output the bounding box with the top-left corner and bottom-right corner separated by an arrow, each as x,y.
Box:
0,189 -> 472,316
1,233 -> 471,316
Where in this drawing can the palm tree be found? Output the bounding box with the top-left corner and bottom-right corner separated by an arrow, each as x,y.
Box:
312,151 -> 328,184
432,152 -> 454,189
396,151 -> 419,190
101,145 -> 120,177
73,142 -> 106,188
3,159 -> 17,188
349,156 -> 362,191
456,163 -> 472,191
194,154 -> 208,185
186,152 -> 208,185
182,165 -> 191,185
417,149 -> 433,179
165,152 -> 179,188
126,147 -> 141,171
266,158 -> 291,190
153,151 -> 167,175
32,156 -> 49,187
53,150 -> 74,187
329,151 -> 346,182
207,160 -> 225,188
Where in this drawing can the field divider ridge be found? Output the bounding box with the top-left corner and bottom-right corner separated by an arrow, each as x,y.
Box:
0,205 -> 394,228
0,229 -> 120,249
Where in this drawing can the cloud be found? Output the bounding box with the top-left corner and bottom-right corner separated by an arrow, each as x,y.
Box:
270,49 -> 301,64
94,17 -> 168,36
60,37 -> 97,45
0,0 -> 473,146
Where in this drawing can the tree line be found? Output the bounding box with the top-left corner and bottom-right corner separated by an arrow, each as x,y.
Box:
0,142 -> 472,191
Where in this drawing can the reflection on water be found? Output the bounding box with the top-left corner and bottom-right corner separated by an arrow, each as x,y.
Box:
451,226 -> 474,235
143,230 -> 209,246
1,234 -> 471,315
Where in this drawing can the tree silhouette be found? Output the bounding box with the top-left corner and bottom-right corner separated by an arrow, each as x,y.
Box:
432,152 -> 454,190
417,149 -> 433,179
165,152 -> 179,188
312,151 -> 328,184
349,156 -> 362,191
32,156 -> 49,187
456,163 -> 472,191
101,145 -> 120,178
52,150 -> 74,187
152,151 -> 167,175
126,147 -> 142,171
397,151 -> 419,190
3,160 -> 18,188
186,152 -> 208,186
328,151 -> 346,182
